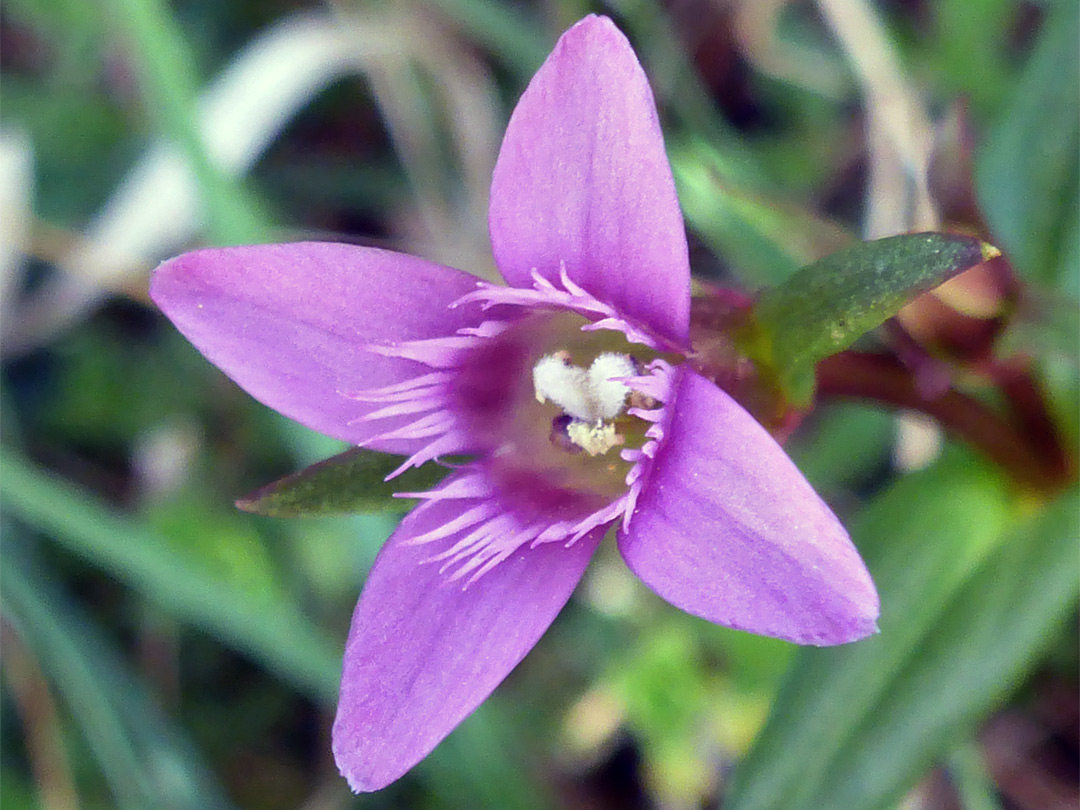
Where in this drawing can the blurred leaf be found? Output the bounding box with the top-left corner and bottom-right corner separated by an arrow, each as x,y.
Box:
421,702 -> 556,810
101,0 -> 272,244
236,448 -> 447,517
0,532 -> 238,810
4,0 -> 106,82
0,449 -> 556,809
927,0 -> 1013,118
0,448 -> 341,702
0,771 -> 35,809
725,451 -> 1013,810
148,494 -> 290,602
0,77 -> 135,224
608,0 -> 747,146
790,486 -> 1079,810
619,630 -> 714,802
946,741 -> 1005,810
671,138 -> 852,287
747,233 -> 997,403
786,402 -> 894,494
426,0 -> 549,76
998,290 -> 1080,448
617,624 -> 709,745
727,454 -> 1080,810
39,327 -> 210,445
976,0 -> 1079,294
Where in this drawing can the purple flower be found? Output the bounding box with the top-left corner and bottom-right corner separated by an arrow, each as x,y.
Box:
151,15 -> 878,792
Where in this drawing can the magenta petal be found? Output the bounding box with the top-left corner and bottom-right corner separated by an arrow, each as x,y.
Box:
619,369 -> 879,645
489,15 -> 690,347
332,492 -> 602,791
150,242 -> 483,450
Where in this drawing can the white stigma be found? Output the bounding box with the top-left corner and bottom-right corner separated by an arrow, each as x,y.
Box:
587,353 -> 637,419
533,352 -> 593,421
532,351 -> 637,455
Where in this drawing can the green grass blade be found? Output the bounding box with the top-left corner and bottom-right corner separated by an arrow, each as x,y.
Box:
800,486 -> 1079,810
0,448 -> 341,701
671,138 -> 852,288
976,0 -> 1079,293
1,533 -> 238,810
724,452 -> 1013,810
947,742 -> 1004,810
0,449 -> 556,808
727,456 -> 1078,810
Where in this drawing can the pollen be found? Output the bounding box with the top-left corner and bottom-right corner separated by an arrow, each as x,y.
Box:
566,420 -> 624,456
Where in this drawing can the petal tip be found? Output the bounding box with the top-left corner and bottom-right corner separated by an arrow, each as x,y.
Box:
331,737 -> 399,794
552,14 -> 638,76
566,13 -> 618,33
147,253 -> 186,311
804,594 -> 881,646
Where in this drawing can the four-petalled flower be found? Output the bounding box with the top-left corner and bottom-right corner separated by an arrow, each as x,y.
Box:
151,15 -> 879,792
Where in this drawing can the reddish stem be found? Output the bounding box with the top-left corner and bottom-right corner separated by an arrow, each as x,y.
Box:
816,352 -> 1074,493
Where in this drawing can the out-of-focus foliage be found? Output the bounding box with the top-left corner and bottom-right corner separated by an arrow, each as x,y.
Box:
2,2 -> 1076,810
976,0 -> 1079,294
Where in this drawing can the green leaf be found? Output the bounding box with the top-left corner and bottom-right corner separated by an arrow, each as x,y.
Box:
746,233 -> 998,403
794,486 -> 1079,810
0,448 -> 342,702
976,0 -> 1079,294
726,457 -> 1079,810
786,402 -> 895,494
724,452 -> 1012,810
236,448 -> 448,517
946,741 -> 1004,810
1,76 -> 135,224
0,533 -> 238,810
928,0 -> 1014,116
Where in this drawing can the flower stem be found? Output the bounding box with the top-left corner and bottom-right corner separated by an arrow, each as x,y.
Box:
816,351 -> 1074,493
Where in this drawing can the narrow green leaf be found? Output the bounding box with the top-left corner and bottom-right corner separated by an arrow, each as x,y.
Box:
727,458 -> 1079,810
236,448 -> 447,517
786,402 -> 895,494
1,533 -> 238,810
0,448 -> 341,702
976,0 -> 1079,293
947,742 -> 1004,810
724,452 -> 1013,810
798,486 -> 1079,810
746,233 -> 998,402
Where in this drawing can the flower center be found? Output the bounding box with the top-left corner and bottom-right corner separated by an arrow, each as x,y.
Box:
453,311 -> 661,501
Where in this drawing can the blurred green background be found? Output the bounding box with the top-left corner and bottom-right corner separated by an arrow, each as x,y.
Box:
1,1 -> 1076,809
